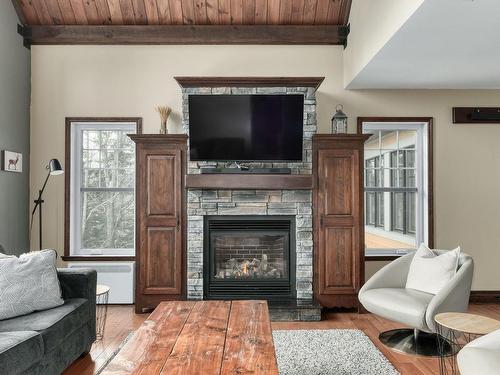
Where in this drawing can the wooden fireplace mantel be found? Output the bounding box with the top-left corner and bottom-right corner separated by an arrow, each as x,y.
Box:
174,76 -> 325,90
185,174 -> 314,190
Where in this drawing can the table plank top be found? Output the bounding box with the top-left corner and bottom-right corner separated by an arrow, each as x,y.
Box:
101,300 -> 278,375
435,312 -> 500,335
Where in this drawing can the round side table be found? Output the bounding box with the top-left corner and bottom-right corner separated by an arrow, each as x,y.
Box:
435,312 -> 500,375
96,284 -> 110,340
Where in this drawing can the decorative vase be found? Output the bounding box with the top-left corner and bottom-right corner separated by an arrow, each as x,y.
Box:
160,120 -> 168,134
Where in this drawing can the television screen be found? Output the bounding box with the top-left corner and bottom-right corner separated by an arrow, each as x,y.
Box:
188,94 -> 304,161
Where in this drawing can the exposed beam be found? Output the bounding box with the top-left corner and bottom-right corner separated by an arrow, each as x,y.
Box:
19,24 -> 349,45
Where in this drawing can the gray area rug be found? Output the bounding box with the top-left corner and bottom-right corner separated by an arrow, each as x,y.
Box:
273,329 -> 400,375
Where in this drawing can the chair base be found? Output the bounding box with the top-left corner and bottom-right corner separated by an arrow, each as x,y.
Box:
379,328 -> 452,357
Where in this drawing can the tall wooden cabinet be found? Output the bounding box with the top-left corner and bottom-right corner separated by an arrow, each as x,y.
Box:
313,135 -> 369,309
130,135 -> 187,313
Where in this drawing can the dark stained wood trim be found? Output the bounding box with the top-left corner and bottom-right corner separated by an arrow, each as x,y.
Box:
365,255 -> 400,262
21,25 -> 349,45
185,174 -> 314,190
339,0 -> 352,27
62,256 -> 136,261
128,134 -> 188,143
453,107 -> 500,124
174,76 -> 325,90
469,291 -> 500,304
64,117 -> 143,260
357,117 -> 435,248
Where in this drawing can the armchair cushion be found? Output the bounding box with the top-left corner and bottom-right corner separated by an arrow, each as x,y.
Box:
457,329 -> 500,375
359,288 -> 434,331
406,244 -> 460,295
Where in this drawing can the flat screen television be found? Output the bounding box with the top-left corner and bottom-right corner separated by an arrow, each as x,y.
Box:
188,94 -> 304,161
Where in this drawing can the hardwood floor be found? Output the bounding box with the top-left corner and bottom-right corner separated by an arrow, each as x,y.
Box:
62,306 -> 147,375
64,303 -> 500,375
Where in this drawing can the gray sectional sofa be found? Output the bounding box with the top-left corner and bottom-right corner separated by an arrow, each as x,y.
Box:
0,268 -> 97,375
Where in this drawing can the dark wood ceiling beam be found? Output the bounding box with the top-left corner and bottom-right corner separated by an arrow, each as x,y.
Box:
20,24 -> 349,45
339,0 -> 352,25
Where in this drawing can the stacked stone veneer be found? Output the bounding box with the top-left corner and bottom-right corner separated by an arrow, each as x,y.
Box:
182,86 -> 317,301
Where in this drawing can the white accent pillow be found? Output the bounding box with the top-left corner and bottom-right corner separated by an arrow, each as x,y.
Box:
0,249 -> 64,320
406,244 -> 460,295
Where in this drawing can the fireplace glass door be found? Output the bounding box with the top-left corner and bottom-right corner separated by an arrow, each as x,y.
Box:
204,216 -> 296,300
213,233 -> 288,280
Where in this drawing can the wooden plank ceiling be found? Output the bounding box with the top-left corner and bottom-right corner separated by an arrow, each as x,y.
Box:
13,0 -> 352,45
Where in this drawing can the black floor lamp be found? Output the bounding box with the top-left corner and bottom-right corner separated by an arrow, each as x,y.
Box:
31,159 -> 64,250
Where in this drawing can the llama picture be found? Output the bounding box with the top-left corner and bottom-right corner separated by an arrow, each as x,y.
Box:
2,151 -> 22,173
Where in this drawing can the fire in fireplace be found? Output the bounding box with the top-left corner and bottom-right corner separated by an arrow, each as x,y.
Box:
204,216 -> 296,300
214,235 -> 287,279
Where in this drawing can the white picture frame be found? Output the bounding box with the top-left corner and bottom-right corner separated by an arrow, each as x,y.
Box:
2,150 -> 23,173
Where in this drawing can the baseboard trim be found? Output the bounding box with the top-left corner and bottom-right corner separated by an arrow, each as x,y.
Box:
469,291 -> 500,303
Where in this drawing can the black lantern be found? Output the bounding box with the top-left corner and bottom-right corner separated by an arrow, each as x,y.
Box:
331,104 -> 348,134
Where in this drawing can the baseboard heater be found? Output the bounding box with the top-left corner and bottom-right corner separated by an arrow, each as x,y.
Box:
66,261 -> 135,304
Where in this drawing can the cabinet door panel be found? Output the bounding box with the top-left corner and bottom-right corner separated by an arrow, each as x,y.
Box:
322,227 -> 354,292
147,153 -> 178,217
143,227 -> 181,294
319,150 -> 356,216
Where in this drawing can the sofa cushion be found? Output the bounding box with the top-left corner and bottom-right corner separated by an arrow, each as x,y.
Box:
0,331 -> 43,375
359,288 -> 434,331
0,249 -> 64,320
0,298 -> 89,354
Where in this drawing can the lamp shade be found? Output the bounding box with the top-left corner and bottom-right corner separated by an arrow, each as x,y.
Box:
48,159 -> 64,175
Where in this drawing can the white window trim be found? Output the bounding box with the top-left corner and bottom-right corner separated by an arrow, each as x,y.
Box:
362,122 -> 430,257
70,122 -> 137,257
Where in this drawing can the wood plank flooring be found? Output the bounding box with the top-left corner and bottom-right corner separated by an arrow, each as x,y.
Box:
64,303 -> 500,375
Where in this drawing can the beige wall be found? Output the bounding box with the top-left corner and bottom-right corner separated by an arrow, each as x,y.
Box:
344,0 -> 424,87
30,45 -> 500,290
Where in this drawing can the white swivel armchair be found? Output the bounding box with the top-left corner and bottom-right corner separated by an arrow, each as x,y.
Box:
458,329 -> 500,375
359,251 -> 474,356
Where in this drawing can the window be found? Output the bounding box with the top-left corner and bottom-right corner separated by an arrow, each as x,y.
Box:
66,119 -> 141,257
365,156 -> 384,228
359,119 -> 433,258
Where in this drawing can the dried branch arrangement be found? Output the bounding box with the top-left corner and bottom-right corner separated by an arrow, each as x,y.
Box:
156,105 -> 172,134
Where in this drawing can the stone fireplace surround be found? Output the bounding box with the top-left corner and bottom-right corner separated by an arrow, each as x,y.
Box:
182,85 -> 317,306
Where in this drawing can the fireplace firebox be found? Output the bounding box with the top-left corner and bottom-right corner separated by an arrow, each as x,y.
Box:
203,216 -> 296,300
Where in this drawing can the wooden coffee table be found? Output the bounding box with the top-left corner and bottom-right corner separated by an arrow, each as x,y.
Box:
102,300 -> 279,375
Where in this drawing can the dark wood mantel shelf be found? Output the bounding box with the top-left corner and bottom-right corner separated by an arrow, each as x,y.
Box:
185,174 -> 314,190
174,76 -> 324,90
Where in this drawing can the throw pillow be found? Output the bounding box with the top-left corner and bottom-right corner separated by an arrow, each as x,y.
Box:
0,249 -> 64,320
405,243 -> 460,295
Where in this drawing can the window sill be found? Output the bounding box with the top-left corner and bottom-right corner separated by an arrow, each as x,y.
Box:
365,255 -> 401,261
365,249 -> 412,261
61,255 -> 135,262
